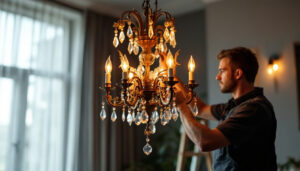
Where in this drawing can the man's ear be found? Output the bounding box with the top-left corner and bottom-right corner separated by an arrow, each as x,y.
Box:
234,68 -> 243,80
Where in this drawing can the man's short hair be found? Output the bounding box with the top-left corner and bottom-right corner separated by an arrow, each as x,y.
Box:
217,47 -> 259,83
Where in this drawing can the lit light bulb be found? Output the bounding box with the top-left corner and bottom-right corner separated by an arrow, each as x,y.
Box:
166,50 -> 174,78
188,55 -> 195,81
188,55 -> 195,72
167,50 -> 174,68
105,56 -> 112,73
105,56 -> 112,83
129,72 -> 134,79
121,55 -> 129,72
267,66 -> 273,75
273,63 -> 279,71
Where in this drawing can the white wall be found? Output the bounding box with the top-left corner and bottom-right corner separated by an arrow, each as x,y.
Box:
206,0 -> 300,163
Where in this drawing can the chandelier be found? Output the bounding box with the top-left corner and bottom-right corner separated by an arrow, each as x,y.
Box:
99,0 -> 198,155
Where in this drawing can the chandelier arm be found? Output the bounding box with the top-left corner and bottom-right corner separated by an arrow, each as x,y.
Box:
159,86 -> 173,106
120,10 -> 144,36
184,92 -> 194,105
123,76 -> 143,107
185,82 -> 199,104
153,11 -> 173,24
154,25 -> 164,35
130,76 -> 143,89
153,75 -> 167,90
123,91 -> 139,107
104,84 -> 124,108
104,95 -> 124,108
118,18 -> 138,30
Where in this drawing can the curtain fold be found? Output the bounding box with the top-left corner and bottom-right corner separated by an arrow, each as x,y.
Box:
83,10 -> 138,171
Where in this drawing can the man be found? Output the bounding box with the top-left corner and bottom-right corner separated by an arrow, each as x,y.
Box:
174,47 -> 277,170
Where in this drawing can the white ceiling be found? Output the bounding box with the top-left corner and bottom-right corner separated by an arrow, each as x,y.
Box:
58,0 -> 220,17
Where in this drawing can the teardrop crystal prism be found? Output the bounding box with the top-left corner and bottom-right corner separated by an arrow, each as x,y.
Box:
172,107 -> 179,121
127,113 -> 133,126
163,27 -> 170,41
151,110 -> 159,124
127,25 -> 133,38
111,109 -> 117,122
133,43 -> 139,55
170,29 -> 175,41
161,115 -> 168,126
148,25 -> 154,39
113,36 -> 119,48
128,41 -> 133,54
122,110 -> 126,122
99,108 -> 106,120
159,42 -> 164,52
164,109 -> 171,121
193,105 -> 198,117
143,143 -> 152,155
160,110 -> 163,119
149,123 -> 156,134
119,30 -> 125,43
163,43 -> 167,53
170,38 -> 176,48
135,112 -> 141,125
132,111 -> 136,122
141,110 -> 149,124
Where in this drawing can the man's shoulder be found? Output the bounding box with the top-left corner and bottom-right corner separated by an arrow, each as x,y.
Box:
238,94 -> 272,109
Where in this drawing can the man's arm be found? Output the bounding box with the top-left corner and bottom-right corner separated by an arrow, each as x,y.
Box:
177,102 -> 230,151
174,79 -> 217,121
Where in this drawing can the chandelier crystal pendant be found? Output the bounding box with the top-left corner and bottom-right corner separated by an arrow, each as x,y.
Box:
100,0 -> 199,155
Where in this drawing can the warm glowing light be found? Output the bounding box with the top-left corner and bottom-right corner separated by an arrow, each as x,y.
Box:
129,72 -> 134,79
273,63 -> 279,71
120,55 -> 130,72
267,67 -> 273,75
105,56 -> 112,73
188,55 -> 195,72
166,50 -> 174,68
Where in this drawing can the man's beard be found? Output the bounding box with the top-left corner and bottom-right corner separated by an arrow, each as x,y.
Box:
220,75 -> 237,93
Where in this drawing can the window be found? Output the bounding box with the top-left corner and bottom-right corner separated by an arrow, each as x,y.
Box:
0,1 -> 83,171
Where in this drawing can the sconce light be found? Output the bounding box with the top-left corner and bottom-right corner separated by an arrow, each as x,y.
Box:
268,54 -> 280,75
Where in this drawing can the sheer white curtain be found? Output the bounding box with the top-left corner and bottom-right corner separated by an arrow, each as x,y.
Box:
0,1 -> 84,171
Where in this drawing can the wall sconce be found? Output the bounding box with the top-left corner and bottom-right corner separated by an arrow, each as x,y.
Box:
267,54 -> 280,75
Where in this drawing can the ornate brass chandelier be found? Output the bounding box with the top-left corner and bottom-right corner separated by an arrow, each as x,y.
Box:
99,0 -> 198,155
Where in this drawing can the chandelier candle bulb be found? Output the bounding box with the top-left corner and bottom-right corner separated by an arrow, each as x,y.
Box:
167,50 -> 174,78
105,56 -> 112,83
188,55 -> 195,81
120,54 -> 129,79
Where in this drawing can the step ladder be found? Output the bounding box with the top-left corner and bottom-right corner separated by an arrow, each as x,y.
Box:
176,120 -> 212,171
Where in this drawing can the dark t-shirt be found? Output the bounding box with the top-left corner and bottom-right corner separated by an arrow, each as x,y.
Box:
211,87 -> 277,171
